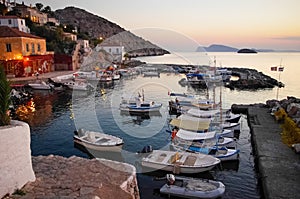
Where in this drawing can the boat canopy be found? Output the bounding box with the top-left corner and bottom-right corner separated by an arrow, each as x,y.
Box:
169,117 -> 210,131
176,129 -> 216,140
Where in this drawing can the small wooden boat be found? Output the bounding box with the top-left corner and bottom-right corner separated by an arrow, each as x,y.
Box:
73,129 -> 124,152
160,174 -> 225,199
141,150 -> 220,174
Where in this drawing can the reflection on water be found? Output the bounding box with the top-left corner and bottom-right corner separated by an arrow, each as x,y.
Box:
120,111 -> 162,126
27,74 -> 261,199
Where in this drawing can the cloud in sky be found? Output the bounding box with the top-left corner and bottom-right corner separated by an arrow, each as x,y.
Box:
273,36 -> 300,41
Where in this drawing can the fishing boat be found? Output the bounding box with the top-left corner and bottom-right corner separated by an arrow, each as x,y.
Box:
141,150 -> 220,174
160,174 -> 225,199
119,91 -> 162,113
186,73 -> 207,88
73,129 -> 124,152
171,129 -> 236,148
186,146 -> 240,161
187,108 -> 241,123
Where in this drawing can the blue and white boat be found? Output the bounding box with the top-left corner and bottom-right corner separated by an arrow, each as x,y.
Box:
170,129 -> 239,161
120,91 -> 162,113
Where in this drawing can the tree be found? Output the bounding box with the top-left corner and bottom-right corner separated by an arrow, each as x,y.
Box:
42,5 -> 52,14
35,3 -> 43,11
0,65 -> 11,126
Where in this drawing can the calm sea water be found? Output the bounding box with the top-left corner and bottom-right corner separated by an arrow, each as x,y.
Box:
29,52 -> 300,199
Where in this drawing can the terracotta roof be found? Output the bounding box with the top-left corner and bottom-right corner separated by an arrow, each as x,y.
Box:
0,26 -> 43,39
0,16 -> 20,19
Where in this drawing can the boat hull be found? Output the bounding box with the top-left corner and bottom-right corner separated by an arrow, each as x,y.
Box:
141,150 -> 220,174
160,177 -> 225,199
74,137 -> 123,152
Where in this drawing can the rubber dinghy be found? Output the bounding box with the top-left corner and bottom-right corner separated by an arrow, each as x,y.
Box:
160,174 -> 225,199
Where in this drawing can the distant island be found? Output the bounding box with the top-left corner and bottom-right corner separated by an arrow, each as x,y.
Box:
196,44 -> 299,53
237,48 -> 257,53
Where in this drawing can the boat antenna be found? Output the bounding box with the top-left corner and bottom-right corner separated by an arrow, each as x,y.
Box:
276,59 -> 284,100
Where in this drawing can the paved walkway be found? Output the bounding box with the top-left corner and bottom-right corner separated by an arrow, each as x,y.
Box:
232,104 -> 300,199
8,70 -> 75,84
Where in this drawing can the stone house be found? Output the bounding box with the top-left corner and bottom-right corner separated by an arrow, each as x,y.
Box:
14,2 -> 48,24
0,26 -> 53,77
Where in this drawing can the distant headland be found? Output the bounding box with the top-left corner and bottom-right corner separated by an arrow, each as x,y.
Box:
196,44 -> 300,53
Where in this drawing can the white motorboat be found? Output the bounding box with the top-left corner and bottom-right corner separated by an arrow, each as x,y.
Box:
27,80 -> 52,90
73,129 -> 124,152
160,174 -> 225,199
120,91 -> 162,113
64,81 -> 94,91
187,108 -> 241,123
172,129 -> 236,148
141,150 -> 220,174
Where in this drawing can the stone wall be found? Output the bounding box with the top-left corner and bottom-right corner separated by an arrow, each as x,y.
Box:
0,120 -> 36,198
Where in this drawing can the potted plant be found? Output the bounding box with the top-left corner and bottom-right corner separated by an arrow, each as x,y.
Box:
0,65 -> 11,126
0,65 -> 35,198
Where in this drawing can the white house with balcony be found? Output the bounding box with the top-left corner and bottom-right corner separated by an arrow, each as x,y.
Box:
96,44 -> 125,63
0,16 -> 30,33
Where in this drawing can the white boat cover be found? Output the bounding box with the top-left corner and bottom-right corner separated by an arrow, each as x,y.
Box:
187,108 -> 220,118
176,129 -> 216,140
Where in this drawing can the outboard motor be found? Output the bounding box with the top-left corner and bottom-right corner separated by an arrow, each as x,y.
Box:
166,174 -> 175,185
139,145 -> 153,153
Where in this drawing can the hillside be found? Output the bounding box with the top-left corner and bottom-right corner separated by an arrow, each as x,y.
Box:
99,31 -> 169,57
54,7 -> 168,56
55,7 -> 124,40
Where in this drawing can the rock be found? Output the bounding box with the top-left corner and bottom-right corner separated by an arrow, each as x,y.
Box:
237,48 -> 257,53
8,155 -> 139,199
292,143 -> 300,153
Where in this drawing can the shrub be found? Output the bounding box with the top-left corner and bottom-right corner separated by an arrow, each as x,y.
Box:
0,65 -> 11,126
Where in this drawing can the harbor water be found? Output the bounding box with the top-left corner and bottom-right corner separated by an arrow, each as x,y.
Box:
29,52 -> 300,198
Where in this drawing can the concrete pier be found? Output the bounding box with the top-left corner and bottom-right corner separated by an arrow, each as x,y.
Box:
232,104 -> 300,199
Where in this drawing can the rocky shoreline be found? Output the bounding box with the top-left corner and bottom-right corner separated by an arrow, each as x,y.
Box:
224,67 -> 284,90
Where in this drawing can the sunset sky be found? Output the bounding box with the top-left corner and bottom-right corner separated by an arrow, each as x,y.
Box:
23,0 -> 300,51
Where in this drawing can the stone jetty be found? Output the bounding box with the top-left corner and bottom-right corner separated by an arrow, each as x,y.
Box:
7,155 -> 139,199
232,103 -> 300,199
225,67 -> 284,90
